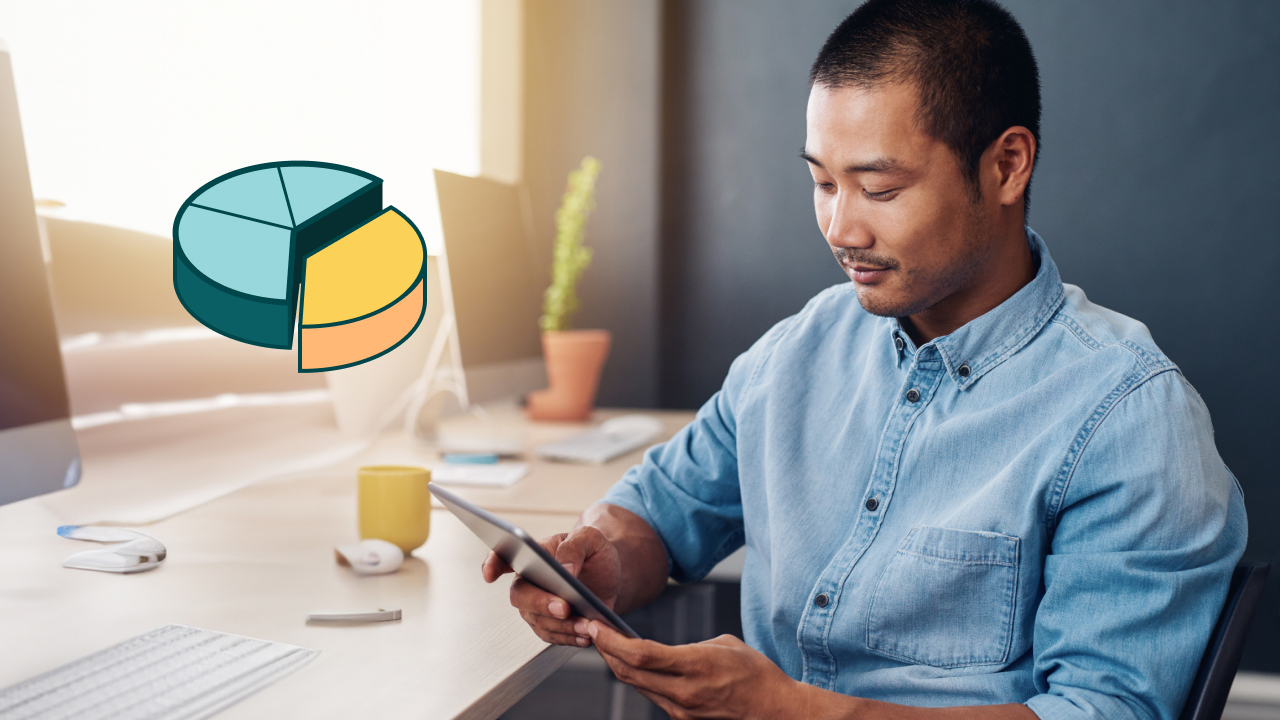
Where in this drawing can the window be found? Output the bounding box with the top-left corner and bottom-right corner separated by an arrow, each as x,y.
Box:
1,0 -> 481,253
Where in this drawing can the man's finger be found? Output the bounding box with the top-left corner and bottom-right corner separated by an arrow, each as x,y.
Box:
596,644 -> 688,700
481,551 -> 512,583
528,622 -> 592,647
510,577 -> 575,619
541,630 -> 593,647
553,526 -> 609,576
520,610 -> 590,639
589,620 -> 682,672
537,533 -> 568,556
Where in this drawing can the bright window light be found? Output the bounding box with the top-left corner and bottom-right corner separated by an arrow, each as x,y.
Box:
0,0 -> 480,253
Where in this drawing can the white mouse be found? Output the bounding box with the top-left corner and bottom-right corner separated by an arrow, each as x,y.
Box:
58,525 -> 166,559
600,414 -> 663,441
58,525 -> 167,572
334,539 -> 404,575
63,547 -> 163,574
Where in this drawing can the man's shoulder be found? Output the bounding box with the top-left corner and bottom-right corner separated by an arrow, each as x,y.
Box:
1046,283 -> 1177,377
1041,285 -> 1218,476
1048,288 -> 1236,532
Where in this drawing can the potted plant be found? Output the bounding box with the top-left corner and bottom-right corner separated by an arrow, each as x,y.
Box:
525,156 -> 609,421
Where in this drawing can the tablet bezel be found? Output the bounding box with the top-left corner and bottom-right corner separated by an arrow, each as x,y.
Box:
429,482 -> 640,639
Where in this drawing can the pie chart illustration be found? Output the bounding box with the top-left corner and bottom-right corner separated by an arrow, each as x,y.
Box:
173,161 -> 426,372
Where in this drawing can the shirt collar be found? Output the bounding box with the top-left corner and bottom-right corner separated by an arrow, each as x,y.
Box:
887,227 -> 1065,389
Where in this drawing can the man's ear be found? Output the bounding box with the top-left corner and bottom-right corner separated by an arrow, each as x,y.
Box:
989,126 -> 1035,207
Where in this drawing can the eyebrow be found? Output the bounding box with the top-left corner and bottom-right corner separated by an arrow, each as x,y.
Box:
800,149 -> 903,174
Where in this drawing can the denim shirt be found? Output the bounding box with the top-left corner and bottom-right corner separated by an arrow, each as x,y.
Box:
604,229 -> 1247,720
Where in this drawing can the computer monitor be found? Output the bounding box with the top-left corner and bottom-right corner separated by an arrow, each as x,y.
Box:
0,40 -> 82,505
434,169 -> 546,406
326,254 -> 449,437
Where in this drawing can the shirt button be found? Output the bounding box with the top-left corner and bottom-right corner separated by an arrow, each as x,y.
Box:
894,336 -> 905,352
865,497 -> 879,511
815,593 -> 830,608
958,363 -> 972,378
905,388 -> 921,402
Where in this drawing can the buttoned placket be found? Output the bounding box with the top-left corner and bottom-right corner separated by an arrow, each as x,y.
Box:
794,342 -> 947,690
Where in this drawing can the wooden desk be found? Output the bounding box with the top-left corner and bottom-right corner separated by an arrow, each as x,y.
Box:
4,331 -> 701,717
0,470 -> 578,719
35,399 -> 695,526
363,406 -> 697,516
1,398 -> 700,719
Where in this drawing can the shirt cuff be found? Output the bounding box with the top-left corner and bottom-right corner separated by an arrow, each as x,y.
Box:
598,489 -> 675,579
1025,691 -> 1146,720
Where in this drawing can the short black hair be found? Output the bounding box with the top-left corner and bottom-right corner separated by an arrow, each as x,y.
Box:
810,0 -> 1041,209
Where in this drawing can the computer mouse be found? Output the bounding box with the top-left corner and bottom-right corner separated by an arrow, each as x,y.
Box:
334,539 -> 404,575
110,536 -> 167,562
63,547 -> 163,574
57,525 -> 167,563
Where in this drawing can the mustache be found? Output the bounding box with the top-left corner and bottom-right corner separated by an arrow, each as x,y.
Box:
832,247 -> 899,270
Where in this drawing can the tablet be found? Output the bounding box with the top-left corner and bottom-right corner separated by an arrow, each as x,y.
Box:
429,482 -> 640,639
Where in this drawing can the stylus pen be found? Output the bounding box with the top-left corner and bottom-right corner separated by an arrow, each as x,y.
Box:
307,609 -> 402,623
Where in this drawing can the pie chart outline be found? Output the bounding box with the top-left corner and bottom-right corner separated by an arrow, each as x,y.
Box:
173,160 -> 382,349
296,205 -> 428,373
172,161 -> 426,371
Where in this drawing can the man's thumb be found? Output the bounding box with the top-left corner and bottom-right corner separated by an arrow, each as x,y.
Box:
555,527 -> 601,573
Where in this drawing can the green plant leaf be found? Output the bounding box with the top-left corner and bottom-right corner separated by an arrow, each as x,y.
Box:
540,156 -> 601,332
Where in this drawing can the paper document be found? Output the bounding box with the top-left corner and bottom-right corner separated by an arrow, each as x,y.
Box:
429,462 -> 528,488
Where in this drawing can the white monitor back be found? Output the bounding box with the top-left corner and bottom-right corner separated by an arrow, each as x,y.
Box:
434,170 -> 545,406
325,255 -> 448,436
0,40 -> 82,505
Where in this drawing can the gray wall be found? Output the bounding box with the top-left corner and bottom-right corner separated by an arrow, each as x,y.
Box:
658,1 -> 1280,672
523,0 -> 661,409
659,2 -> 849,407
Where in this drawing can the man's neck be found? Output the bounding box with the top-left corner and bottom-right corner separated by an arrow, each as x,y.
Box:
901,225 -> 1037,346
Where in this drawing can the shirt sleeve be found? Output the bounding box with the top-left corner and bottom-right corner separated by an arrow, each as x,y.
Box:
602,315 -> 797,583
1025,368 -> 1248,720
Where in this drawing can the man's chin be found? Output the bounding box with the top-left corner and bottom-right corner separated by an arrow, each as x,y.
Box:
853,285 -> 928,319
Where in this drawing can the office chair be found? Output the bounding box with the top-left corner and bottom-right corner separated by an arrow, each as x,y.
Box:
1179,562 -> 1270,720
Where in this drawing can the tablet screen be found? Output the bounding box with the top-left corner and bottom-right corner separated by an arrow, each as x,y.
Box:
429,482 -> 640,639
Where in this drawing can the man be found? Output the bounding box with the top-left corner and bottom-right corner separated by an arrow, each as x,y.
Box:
484,1 -> 1247,717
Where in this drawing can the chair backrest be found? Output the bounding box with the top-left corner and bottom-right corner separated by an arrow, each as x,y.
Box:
1179,562 -> 1270,720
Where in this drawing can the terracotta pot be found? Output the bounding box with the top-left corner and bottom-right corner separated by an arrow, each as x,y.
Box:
526,330 -> 611,421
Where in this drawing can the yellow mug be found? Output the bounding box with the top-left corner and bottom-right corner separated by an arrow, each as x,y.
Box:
358,466 -> 431,554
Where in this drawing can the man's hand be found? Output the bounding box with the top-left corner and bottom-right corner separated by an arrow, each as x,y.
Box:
481,525 -> 621,647
590,621 -> 1041,720
588,620 -> 808,720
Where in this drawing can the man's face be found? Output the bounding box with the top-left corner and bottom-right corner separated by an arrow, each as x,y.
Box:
804,82 -> 994,319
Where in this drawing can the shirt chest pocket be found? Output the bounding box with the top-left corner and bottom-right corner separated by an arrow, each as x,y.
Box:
866,526 -> 1021,669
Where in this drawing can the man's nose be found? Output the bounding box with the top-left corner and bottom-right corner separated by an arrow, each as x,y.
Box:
824,190 -> 873,249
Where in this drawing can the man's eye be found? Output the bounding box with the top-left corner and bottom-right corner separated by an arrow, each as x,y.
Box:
814,182 -> 836,194
864,188 -> 898,200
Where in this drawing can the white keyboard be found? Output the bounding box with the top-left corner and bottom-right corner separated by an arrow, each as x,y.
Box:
535,415 -> 664,465
0,624 -> 317,720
